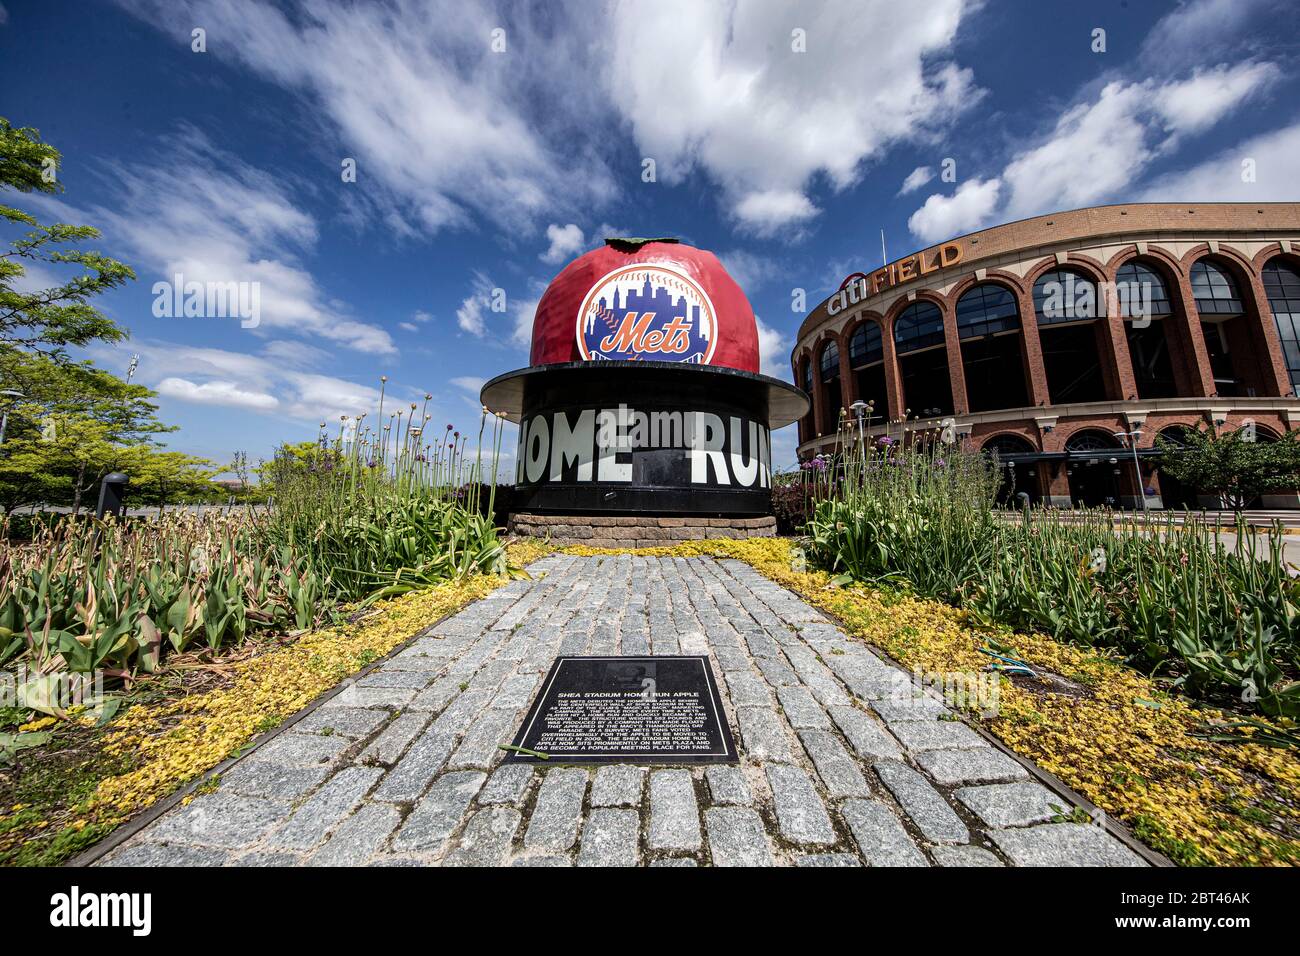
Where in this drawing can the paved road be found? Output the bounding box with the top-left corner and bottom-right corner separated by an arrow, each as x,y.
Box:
99,555 -> 1146,867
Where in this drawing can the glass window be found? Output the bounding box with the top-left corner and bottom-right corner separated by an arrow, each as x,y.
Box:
1033,269 -> 1100,325
983,434 -> 1034,457
1263,259 -> 1300,394
956,284 -> 1020,339
848,321 -> 883,368
1065,430 -> 1118,452
1190,260 -> 1243,315
1115,261 -> 1172,318
819,341 -> 840,383
893,300 -> 945,355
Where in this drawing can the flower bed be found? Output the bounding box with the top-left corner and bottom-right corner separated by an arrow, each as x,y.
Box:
0,540 -> 549,866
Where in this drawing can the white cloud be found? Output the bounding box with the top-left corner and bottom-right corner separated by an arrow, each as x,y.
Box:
155,377 -> 280,411
907,60 -> 1280,240
541,223 -> 586,264
22,130 -> 394,355
602,0 -> 980,233
121,1 -> 982,239
717,250 -> 779,292
1152,62 -> 1279,136
453,273 -> 539,349
732,190 -> 819,237
754,316 -> 792,379
100,340 -> 384,424
1001,64 -> 1277,220
1138,0 -> 1276,72
509,294 -> 542,350
450,376 -> 486,393
1141,120 -> 1300,202
456,273 -> 494,336
118,0 -> 616,236
907,178 -> 1001,243
898,165 -> 934,195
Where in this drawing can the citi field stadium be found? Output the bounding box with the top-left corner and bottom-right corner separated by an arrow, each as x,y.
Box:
793,202 -> 1300,509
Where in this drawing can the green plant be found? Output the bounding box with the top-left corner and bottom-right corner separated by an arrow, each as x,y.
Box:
1157,425 -> 1300,510
804,437 -> 1300,715
254,391 -> 511,604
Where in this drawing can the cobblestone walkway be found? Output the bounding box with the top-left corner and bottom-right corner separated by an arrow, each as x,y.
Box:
100,555 -> 1146,867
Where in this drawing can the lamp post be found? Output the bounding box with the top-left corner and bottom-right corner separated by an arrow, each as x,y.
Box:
1114,429 -> 1148,513
849,399 -> 868,449
0,389 -> 24,448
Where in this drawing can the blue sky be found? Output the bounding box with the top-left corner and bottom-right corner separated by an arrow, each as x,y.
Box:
2,0 -> 1297,474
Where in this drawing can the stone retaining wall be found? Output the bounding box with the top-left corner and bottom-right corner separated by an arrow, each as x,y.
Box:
508,512 -> 777,547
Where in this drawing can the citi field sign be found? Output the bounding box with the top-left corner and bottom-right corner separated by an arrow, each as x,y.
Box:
828,241 -> 964,316
480,237 -> 809,516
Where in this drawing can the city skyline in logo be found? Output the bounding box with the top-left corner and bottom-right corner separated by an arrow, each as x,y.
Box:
577,264 -> 718,364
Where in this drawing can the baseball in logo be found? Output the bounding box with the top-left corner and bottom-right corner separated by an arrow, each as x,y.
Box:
576,263 -> 718,364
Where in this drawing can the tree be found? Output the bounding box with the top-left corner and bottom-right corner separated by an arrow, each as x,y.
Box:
1156,425 -> 1300,510
116,446 -> 218,511
0,351 -> 175,512
0,117 -> 135,357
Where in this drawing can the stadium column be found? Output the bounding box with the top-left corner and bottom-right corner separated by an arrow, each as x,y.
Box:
939,297 -> 968,415
838,330 -> 857,412
880,319 -> 904,423
1013,284 -> 1051,406
1168,270 -> 1218,397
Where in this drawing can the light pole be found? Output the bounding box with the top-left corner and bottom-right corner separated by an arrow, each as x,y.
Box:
126,354 -> 139,384
1114,429 -> 1148,514
0,389 -> 24,448
849,399 -> 868,449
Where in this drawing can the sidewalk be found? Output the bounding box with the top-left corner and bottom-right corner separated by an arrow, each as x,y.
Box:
93,554 -> 1149,867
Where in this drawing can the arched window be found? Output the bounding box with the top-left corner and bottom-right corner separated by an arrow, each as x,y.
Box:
1033,269 -> 1108,403
956,284 -> 1019,339
1065,430 -> 1119,452
955,284 -> 1027,412
819,340 -> 842,432
1262,259 -> 1300,394
1190,260 -> 1243,315
849,321 -> 888,419
1192,259 -> 1257,396
1115,261 -> 1172,317
848,322 -> 883,366
819,340 -> 840,382
983,434 -> 1034,457
1117,260 -> 1177,398
893,301 -> 944,355
1033,269 -> 1100,325
892,301 -> 951,417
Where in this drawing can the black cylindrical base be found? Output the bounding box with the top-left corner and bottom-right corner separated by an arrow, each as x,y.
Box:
495,363 -> 795,517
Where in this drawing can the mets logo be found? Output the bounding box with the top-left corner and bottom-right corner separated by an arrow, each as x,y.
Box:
576,263 -> 718,363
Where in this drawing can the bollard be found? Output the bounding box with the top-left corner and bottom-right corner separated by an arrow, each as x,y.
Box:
96,472 -> 129,519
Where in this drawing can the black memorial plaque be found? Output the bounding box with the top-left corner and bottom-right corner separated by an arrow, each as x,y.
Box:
504,656 -> 736,764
